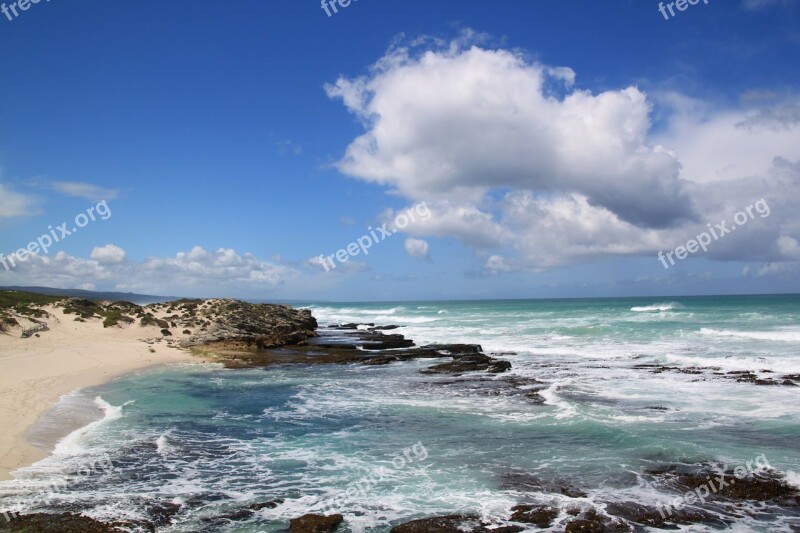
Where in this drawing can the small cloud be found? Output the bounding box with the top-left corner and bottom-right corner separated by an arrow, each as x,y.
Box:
0,182 -> 37,218
340,216 -> 356,226
2,245 -> 298,295
777,236 -> 800,258
52,181 -> 119,201
90,244 -> 127,264
484,255 -> 515,274
757,262 -> 800,276
404,238 -> 430,260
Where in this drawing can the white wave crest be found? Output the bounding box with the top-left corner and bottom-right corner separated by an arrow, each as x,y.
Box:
699,328 -> 800,342
53,397 -> 130,455
631,302 -> 683,312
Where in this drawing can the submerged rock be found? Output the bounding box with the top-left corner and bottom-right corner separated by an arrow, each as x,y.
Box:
201,499 -> 283,522
500,471 -> 588,498
564,509 -> 630,532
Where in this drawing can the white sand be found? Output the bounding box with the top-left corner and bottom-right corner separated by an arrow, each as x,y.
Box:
0,305 -> 203,480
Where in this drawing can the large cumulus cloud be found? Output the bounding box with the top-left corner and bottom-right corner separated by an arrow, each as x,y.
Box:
327,34 -> 800,273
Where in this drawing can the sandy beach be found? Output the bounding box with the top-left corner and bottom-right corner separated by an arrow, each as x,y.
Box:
0,305 -> 200,481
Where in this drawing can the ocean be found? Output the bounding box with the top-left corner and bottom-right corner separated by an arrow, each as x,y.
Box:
2,295 -> 799,532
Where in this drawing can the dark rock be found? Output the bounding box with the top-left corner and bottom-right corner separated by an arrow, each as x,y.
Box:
565,519 -> 605,532
316,333 -> 414,350
205,499 -> 284,522
500,471 -> 587,498
143,500 -> 182,527
508,505 -> 558,527
390,515 -> 500,533
421,354 -> 510,375
210,323 -> 512,378
186,299 -> 317,350
647,465 -> 799,506
564,509 -> 630,532
635,364 -> 799,387
0,513 -> 127,532
605,501 -> 718,527
329,323 -> 374,330
420,344 -> 483,354
782,374 -> 800,385
289,513 -> 343,532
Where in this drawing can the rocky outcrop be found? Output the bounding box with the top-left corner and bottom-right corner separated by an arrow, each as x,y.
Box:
211,323 -> 513,376
180,299 -> 317,349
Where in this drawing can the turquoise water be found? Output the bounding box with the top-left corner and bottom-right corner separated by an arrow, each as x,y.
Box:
1,295 -> 800,531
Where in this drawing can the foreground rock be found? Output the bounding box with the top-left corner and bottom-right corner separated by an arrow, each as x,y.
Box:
390,514 -> 522,533
289,513 -> 343,532
0,513 -> 125,532
508,505 -> 559,528
644,463 -> 800,507
604,501 -> 721,529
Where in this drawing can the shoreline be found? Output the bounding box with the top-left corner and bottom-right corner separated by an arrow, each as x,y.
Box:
0,305 -> 201,481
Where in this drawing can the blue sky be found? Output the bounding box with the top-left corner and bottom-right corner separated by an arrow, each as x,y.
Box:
0,0 -> 798,301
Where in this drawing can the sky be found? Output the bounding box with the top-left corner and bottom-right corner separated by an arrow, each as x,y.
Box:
0,0 -> 799,301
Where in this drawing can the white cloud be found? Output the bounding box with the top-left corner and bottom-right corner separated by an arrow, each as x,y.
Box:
327,34 -> 800,272
51,181 -> 119,201
327,39 -> 693,228
381,201 -> 510,248
757,262 -> 800,276
484,255 -> 514,273
0,183 -> 36,219
777,236 -> 800,258
1,246 -> 298,296
90,244 -> 127,265
404,238 -> 430,260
